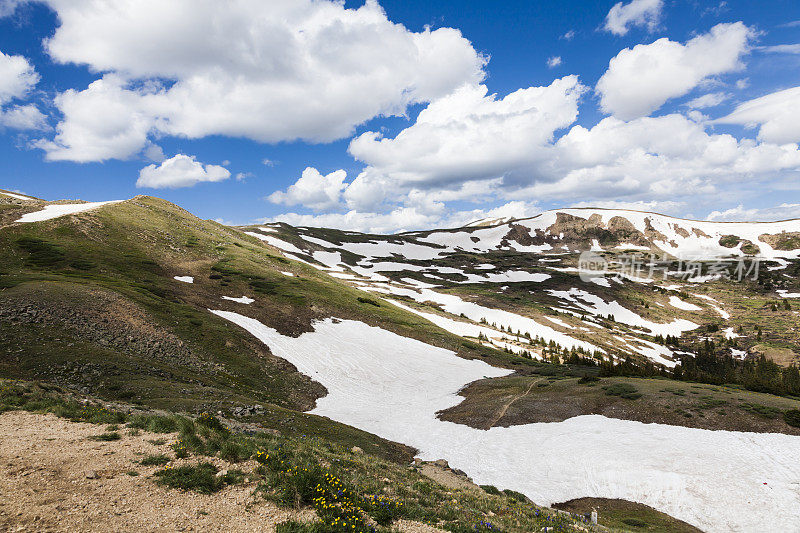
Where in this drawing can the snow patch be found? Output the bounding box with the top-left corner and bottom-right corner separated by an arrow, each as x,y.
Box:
221,296 -> 254,304
173,276 -> 194,283
1,191 -> 34,200
16,200 -> 122,223
668,296 -> 702,311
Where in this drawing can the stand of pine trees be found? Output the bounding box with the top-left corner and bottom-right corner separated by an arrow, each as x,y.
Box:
599,339 -> 800,397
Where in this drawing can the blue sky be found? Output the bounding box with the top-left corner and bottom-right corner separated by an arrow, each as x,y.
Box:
1,0 -> 799,231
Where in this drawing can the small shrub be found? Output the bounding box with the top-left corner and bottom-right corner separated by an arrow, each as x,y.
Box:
91,432 -> 121,441
578,376 -> 599,384
154,463 -> 237,494
604,383 -> 642,400
126,471 -> 139,477
502,489 -> 528,502
127,414 -> 180,433
784,409 -> 800,428
480,485 -> 502,495
623,517 -> 648,527
357,297 -> 380,307
140,454 -> 171,466
196,412 -> 227,433
219,440 -> 247,463
172,438 -> 192,458
361,493 -> 403,525
272,462 -> 327,508
741,403 -> 782,419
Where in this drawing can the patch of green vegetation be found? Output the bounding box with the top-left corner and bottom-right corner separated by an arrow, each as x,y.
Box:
140,454 -> 171,466
357,296 -> 380,307
502,489 -> 529,503
154,462 -> 242,494
784,409 -> 800,427
91,432 -> 121,441
696,396 -> 727,410
603,383 -> 642,400
15,236 -> 66,268
740,402 -> 782,419
479,485 -> 502,495
127,414 -> 181,433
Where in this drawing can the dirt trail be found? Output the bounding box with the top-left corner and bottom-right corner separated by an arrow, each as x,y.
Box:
484,378 -> 542,430
0,410 -> 307,532
0,410 -> 441,533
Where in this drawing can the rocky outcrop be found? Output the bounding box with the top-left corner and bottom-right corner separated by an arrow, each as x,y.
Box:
759,232 -> 800,251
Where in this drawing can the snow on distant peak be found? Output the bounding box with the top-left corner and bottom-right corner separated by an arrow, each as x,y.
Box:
15,200 -> 123,223
1,190 -> 35,201
465,216 -> 516,227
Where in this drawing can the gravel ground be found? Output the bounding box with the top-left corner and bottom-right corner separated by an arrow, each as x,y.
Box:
0,410 -> 309,532
0,410 -> 444,532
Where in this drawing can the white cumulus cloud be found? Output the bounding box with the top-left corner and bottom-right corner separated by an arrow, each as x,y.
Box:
603,0 -> 663,36
717,86 -> 800,144
684,92 -> 729,109
706,203 -> 800,222
0,50 -> 38,105
596,22 -> 754,120
0,50 -> 46,130
0,104 -> 48,130
136,154 -> 230,189
268,167 -> 348,212
34,0 -> 486,162
547,56 -> 562,68
346,76 -> 585,208
263,200 -> 541,234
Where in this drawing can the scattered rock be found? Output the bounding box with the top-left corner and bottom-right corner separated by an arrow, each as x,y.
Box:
231,405 -> 265,418
351,446 -> 363,454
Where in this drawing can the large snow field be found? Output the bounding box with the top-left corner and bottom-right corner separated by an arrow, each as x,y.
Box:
15,200 -> 122,222
210,310 -> 800,532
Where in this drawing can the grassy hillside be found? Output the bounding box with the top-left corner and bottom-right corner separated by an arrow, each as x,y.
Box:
0,195 -> 538,463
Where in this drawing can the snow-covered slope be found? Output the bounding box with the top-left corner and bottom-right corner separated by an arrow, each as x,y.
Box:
410,208 -> 800,260
211,310 -> 800,533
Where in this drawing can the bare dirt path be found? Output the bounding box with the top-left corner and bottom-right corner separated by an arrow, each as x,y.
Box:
483,378 -> 542,430
0,410 -> 442,533
0,410 -> 308,532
